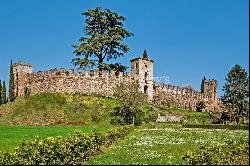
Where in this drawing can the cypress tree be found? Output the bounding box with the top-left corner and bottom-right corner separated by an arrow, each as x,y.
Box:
2,81 -> 7,104
0,80 -> 2,106
143,49 -> 148,59
9,60 -> 15,102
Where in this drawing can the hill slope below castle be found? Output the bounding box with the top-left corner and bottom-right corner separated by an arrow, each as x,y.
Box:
0,93 -> 214,126
0,93 -> 122,126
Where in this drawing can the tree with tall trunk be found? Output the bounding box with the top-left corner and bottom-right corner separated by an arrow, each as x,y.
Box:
72,7 -> 133,72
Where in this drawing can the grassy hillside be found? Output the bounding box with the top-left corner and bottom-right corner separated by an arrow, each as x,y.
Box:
0,93 -> 214,126
0,93 -> 122,126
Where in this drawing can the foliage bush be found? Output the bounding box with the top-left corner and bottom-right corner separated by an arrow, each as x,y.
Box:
183,113 -> 213,124
111,104 -> 143,125
0,125 -> 134,165
143,111 -> 158,123
111,82 -> 147,125
220,111 -> 230,123
196,100 -> 206,112
91,110 -> 101,124
183,137 -> 249,165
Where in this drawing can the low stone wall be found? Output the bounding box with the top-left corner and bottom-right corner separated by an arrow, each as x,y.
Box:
156,114 -> 184,123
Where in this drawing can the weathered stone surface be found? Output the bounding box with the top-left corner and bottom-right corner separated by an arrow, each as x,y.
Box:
12,53 -> 224,113
156,114 -> 184,123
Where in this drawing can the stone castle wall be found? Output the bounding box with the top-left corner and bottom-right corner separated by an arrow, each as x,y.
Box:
13,56 -> 224,112
24,68 -> 132,97
153,82 -> 221,112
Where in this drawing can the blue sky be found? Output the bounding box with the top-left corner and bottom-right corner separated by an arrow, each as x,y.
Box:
0,0 -> 249,97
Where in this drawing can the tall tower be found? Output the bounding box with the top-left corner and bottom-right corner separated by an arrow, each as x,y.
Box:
130,50 -> 154,100
201,77 -> 218,100
13,61 -> 33,96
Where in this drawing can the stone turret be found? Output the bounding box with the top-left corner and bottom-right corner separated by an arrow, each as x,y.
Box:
130,50 -> 154,100
11,53 -> 223,113
13,61 -> 33,96
201,77 -> 218,100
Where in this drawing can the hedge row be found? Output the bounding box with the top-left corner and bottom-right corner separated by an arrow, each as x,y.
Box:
182,124 -> 249,130
0,125 -> 134,165
183,137 -> 249,165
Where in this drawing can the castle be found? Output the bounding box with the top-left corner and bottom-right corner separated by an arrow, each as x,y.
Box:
13,51 -> 223,112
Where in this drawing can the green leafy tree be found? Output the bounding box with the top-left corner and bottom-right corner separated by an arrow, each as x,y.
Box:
111,82 -> 147,125
114,82 -> 147,107
196,100 -> 206,112
103,63 -> 128,74
0,80 -> 2,106
2,81 -> 7,104
72,7 -> 134,72
9,60 -> 15,102
222,64 -> 249,124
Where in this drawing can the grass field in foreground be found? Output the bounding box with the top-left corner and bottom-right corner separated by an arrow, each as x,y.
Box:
0,125 -> 106,152
88,126 -> 249,165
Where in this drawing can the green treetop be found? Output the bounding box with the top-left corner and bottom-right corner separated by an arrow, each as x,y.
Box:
72,7 -> 134,72
222,64 -> 249,124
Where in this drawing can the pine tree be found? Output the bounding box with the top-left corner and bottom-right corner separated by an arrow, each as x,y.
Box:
222,64 -> 249,124
2,81 -> 7,104
9,60 -> 15,102
0,80 -> 2,106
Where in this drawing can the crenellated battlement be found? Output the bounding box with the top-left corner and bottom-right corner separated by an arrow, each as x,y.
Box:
29,68 -> 130,80
12,51 -> 222,112
154,82 -> 210,98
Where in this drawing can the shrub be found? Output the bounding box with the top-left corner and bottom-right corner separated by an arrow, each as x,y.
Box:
24,87 -> 31,99
111,104 -> 143,125
183,137 -> 249,165
143,111 -> 158,123
112,82 -> 147,126
0,125 -> 134,165
220,111 -> 230,124
196,100 -> 206,112
91,110 -> 101,124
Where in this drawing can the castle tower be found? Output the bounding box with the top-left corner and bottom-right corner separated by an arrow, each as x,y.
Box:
201,77 -> 218,101
130,50 -> 154,100
13,61 -> 33,96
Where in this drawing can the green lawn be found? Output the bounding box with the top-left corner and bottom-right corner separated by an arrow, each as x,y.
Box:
0,125 -> 106,152
87,125 -> 249,165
